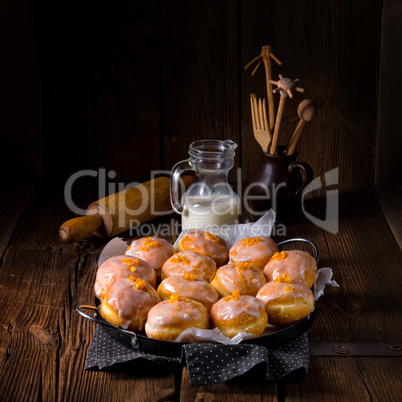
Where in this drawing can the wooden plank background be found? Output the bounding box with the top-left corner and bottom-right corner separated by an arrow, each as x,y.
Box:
375,0 -> 402,185
1,182 -> 400,400
0,0 -> 400,185
0,0 -> 43,180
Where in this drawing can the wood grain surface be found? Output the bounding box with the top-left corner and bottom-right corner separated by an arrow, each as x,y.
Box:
3,0 -> 399,186
0,1 -> 43,181
241,0 -> 381,184
181,358 -> 401,402
0,185 -> 176,401
162,0 -> 240,183
373,185 -> 402,251
0,182 -> 401,401
0,181 -> 35,259
0,1 -> 401,399
375,0 -> 402,185
179,183 -> 402,399
38,0 -> 162,184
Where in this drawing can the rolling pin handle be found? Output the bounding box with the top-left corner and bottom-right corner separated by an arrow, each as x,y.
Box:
59,214 -> 104,243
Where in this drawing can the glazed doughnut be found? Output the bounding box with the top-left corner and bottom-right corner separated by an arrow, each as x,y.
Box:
161,250 -> 217,282
229,236 -> 279,271
256,280 -> 314,327
157,273 -> 219,311
145,295 -> 209,341
177,230 -> 229,267
263,250 -> 317,288
95,255 -> 156,299
125,236 -> 175,270
210,290 -> 268,338
211,261 -> 267,297
100,277 -> 161,331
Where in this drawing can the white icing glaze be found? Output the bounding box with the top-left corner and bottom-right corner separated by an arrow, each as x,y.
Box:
211,295 -> 265,321
157,275 -> 219,310
105,278 -> 160,330
125,237 -> 175,269
146,298 -> 209,330
213,263 -> 266,296
95,255 -> 156,297
263,250 -> 317,286
256,281 -> 314,307
229,236 -> 279,270
161,250 -> 217,282
179,230 -> 229,266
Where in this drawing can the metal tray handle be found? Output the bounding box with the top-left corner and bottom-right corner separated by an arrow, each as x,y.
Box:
276,237 -> 319,262
76,305 -> 139,349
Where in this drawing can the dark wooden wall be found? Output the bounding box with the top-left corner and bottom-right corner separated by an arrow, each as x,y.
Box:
1,0 -> 401,185
0,0 -> 43,180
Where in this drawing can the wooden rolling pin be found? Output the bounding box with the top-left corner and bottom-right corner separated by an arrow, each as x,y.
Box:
59,176 -> 193,242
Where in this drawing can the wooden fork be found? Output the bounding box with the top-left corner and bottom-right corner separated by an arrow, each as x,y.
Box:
250,93 -> 272,153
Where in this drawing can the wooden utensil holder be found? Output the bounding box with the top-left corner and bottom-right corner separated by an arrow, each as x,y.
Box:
247,146 -> 313,224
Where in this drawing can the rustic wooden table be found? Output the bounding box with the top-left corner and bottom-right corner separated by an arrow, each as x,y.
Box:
0,181 -> 401,401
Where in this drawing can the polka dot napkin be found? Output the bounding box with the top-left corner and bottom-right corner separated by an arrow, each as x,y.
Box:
85,325 -> 309,387
184,335 -> 309,386
85,326 -> 182,370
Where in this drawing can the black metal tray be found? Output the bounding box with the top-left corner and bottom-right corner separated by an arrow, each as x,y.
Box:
77,238 -> 319,358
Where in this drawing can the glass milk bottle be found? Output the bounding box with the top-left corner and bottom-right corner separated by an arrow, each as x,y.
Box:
170,139 -> 239,230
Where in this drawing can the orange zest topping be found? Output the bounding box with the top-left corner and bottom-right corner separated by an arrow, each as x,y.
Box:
183,273 -> 197,281
124,258 -> 141,273
205,232 -> 220,242
130,277 -> 147,291
269,251 -> 286,262
224,289 -> 241,302
242,237 -> 261,247
170,254 -> 192,266
141,237 -> 159,251
274,274 -> 293,283
169,293 -> 181,303
284,285 -> 293,293
232,289 -> 241,300
235,261 -> 251,272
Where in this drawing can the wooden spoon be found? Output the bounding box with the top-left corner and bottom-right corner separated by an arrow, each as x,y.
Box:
269,76 -> 304,154
287,99 -> 317,155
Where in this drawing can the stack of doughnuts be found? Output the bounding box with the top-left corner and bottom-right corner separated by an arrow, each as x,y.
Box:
95,233 -> 318,341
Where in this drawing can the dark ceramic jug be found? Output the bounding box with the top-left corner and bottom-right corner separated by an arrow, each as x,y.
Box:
246,146 -> 313,224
